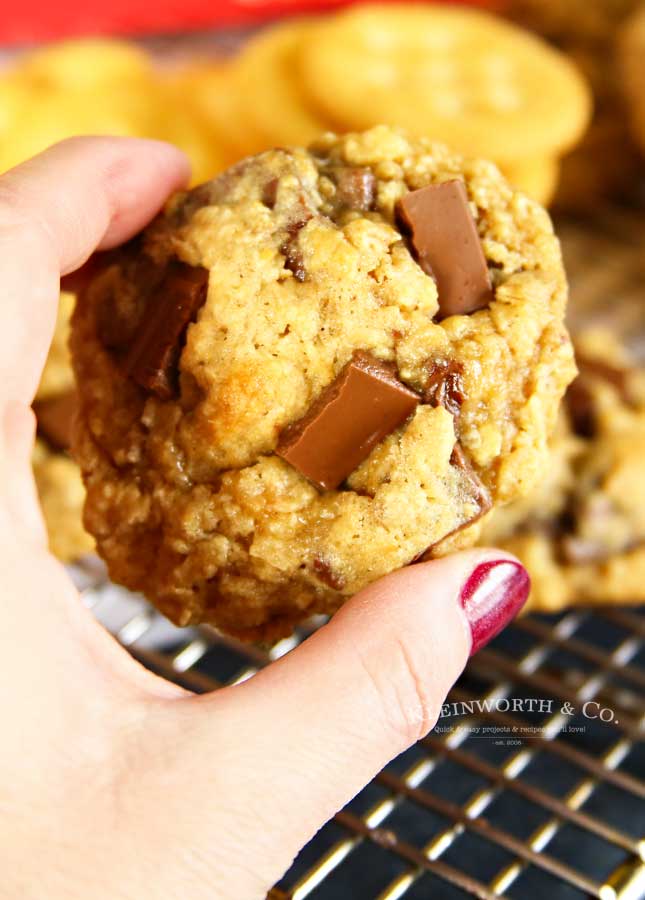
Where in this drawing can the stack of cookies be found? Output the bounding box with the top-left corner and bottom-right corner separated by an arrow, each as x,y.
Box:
178,4 -> 591,205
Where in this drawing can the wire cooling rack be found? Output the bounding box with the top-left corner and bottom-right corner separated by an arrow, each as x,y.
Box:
72,556 -> 645,900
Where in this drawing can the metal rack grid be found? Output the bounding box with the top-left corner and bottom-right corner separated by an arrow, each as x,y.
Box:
73,557 -> 645,900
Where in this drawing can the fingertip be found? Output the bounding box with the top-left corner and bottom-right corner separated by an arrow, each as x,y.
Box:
1,135 -> 194,274
56,134 -> 192,184
455,550 -> 530,655
335,545 -> 529,662
92,137 -> 192,251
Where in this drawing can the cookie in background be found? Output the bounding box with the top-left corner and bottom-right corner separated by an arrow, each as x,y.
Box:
507,0 -> 644,208
210,5 -> 591,206
233,18 -> 343,154
300,5 -> 589,181
619,4 -> 645,161
0,39 -> 218,182
482,330 -> 645,612
0,10 -> 592,207
166,61 -> 246,173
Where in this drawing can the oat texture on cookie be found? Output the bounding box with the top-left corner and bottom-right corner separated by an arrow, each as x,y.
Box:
72,127 -> 575,639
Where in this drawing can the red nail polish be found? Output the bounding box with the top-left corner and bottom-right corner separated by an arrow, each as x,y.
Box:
460,560 -> 530,656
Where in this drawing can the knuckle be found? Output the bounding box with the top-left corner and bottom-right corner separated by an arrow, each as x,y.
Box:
358,637 -> 440,748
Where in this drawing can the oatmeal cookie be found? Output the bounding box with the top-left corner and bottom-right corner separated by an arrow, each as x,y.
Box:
483,331 -> 645,611
72,126 -> 575,639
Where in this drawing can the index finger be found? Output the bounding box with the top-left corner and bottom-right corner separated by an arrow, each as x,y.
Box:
0,136 -> 191,405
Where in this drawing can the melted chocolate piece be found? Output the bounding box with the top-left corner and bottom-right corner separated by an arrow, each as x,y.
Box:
97,248 -> 166,352
566,350 -> 637,438
124,260 -> 209,400
424,359 -> 465,418
566,377 -> 597,438
168,162 -> 254,227
280,216 -> 312,282
277,351 -> 420,491
416,442 -> 492,562
262,177 -> 279,209
576,352 -> 632,398
34,390 -> 78,451
396,180 -> 493,318
312,557 -> 346,591
449,443 -> 492,524
332,167 -> 376,212
168,183 -> 216,227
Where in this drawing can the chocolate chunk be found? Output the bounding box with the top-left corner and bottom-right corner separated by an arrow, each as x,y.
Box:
565,377 -> 597,438
171,184 -> 212,224
396,180 -> 493,318
124,260 -> 209,400
424,359 -> 464,418
560,535 -> 608,565
576,351 -> 636,405
281,244 -> 307,282
34,390 -> 78,451
415,442 -> 491,562
97,248 -> 167,352
312,557 -> 346,591
566,350 -> 638,438
578,356 -> 627,390
280,216 -> 311,282
277,351 -> 420,491
449,443 -> 492,519
262,177 -> 279,209
332,167 -> 376,211
168,164 -> 252,227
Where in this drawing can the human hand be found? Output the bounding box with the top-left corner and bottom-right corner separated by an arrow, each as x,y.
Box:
0,137 -> 529,900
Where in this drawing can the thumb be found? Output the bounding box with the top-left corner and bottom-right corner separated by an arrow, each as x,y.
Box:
171,548 -> 529,894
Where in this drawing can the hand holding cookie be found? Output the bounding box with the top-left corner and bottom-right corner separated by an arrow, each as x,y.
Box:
0,136 -> 529,900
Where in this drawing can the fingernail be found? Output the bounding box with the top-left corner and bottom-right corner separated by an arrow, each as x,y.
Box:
460,559 -> 530,656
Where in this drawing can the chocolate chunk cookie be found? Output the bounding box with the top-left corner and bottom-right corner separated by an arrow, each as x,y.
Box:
482,331 -> 645,612
71,126 -> 575,639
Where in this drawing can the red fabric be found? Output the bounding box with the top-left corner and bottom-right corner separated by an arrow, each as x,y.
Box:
1,0 -> 500,46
